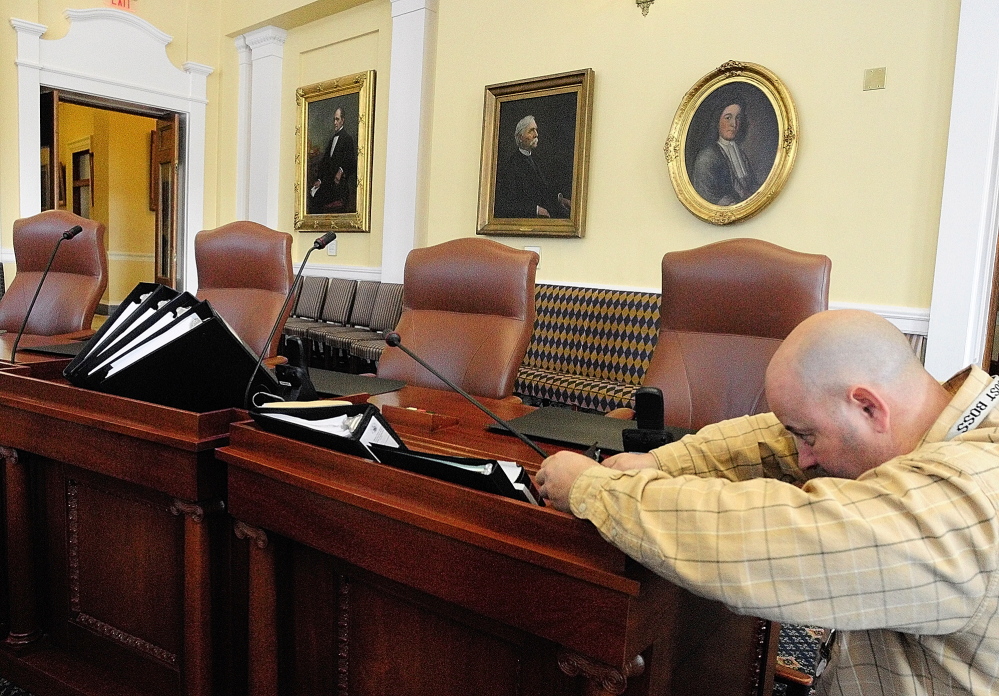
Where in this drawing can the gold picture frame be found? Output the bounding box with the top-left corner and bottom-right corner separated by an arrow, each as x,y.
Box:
476,69 -> 594,238
295,70 -> 375,233
665,61 -> 798,225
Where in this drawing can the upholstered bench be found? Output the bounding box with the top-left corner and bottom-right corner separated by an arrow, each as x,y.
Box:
514,284 -> 661,413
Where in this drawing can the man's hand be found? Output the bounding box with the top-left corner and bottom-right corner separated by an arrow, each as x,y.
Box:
536,205 -> 551,218
334,167 -> 344,184
600,451 -> 659,471
535,451 -> 599,512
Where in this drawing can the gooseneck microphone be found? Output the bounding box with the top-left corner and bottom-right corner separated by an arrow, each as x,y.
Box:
242,230 -> 337,409
9,224 -> 84,363
384,331 -> 549,460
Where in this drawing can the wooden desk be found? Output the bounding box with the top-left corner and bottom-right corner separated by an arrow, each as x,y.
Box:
219,387 -> 775,696
0,333 -> 79,380
0,368 -> 240,696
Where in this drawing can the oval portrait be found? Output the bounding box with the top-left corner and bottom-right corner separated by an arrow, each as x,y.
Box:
666,62 -> 797,225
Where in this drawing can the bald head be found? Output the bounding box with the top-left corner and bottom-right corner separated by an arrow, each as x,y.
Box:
769,309 -> 925,399
765,310 -> 949,478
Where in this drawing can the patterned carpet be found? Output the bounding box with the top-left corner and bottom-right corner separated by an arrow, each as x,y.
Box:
0,679 -> 30,696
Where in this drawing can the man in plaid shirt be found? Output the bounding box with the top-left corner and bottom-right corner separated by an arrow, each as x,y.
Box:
537,309 -> 999,696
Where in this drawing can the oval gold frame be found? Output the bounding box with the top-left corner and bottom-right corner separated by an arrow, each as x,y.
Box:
665,61 -> 798,225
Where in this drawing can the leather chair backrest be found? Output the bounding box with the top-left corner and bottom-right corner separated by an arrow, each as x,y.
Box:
0,210 -> 108,335
377,238 -> 539,400
645,238 -> 831,430
195,221 -> 294,359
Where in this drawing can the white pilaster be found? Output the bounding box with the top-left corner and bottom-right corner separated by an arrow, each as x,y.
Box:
11,19 -> 47,219
381,0 -> 439,283
925,0 -> 999,378
241,26 -> 286,230
234,36 -> 252,221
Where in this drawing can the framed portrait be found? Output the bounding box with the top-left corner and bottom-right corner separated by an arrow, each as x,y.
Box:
665,61 -> 798,225
295,70 -> 375,233
476,69 -> 594,238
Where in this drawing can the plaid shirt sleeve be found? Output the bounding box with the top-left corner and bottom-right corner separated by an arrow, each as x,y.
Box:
648,412 -> 811,484
570,430 -> 999,634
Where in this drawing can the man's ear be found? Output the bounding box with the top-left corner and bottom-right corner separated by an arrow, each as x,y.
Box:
848,386 -> 890,433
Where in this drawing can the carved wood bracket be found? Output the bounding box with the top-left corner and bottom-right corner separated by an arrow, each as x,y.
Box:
233,520 -> 269,549
557,649 -> 645,696
170,498 -> 224,523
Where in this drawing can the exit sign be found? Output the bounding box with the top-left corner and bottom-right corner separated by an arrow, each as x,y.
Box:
108,0 -> 135,10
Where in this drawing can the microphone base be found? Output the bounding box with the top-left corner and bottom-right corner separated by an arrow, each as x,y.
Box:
621,428 -> 674,453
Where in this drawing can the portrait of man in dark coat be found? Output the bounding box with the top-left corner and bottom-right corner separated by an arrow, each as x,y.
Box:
494,115 -> 571,219
308,106 -> 357,214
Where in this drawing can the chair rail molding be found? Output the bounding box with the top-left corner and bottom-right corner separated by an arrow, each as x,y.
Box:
12,8 -> 212,293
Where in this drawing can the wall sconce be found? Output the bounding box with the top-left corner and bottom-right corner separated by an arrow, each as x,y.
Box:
636,0 -> 654,15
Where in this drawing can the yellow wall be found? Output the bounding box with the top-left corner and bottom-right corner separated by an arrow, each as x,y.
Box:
0,0 -> 964,313
423,0 -> 960,309
58,102 -> 156,304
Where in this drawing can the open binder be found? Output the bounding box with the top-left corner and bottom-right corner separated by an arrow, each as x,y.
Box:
251,401 -> 541,505
64,282 -> 278,412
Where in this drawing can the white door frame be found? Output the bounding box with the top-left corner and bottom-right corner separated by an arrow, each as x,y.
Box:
12,8 -> 212,292
925,0 -> 999,378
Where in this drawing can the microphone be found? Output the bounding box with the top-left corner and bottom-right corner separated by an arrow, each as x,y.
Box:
622,386 -> 674,452
9,225 -> 84,363
242,231 -> 336,409
384,331 -> 549,460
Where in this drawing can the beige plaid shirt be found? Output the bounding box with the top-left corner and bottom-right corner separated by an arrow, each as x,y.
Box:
570,366 -> 999,696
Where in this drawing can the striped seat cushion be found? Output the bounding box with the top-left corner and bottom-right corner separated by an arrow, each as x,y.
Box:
324,283 -> 403,352
283,278 -> 358,339
515,366 -> 640,413
349,339 -> 388,363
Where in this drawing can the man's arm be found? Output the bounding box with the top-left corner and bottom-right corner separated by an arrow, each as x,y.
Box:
565,451 -> 997,633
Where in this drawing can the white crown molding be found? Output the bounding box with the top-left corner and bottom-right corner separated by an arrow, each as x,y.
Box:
65,8 -> 172,45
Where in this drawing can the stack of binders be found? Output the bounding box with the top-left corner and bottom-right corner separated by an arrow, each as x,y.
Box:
64,282 -> 278,412
252,399 -> 541,505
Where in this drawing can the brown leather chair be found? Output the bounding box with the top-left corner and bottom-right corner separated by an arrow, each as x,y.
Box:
377,238 -> 539,400
0,210 -> 108,335
639,238 -> 831,430
195,221 -> 294,359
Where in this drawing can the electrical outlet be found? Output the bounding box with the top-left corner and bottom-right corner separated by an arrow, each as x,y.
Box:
326,239 -> 338,256
863,67 -> 886,91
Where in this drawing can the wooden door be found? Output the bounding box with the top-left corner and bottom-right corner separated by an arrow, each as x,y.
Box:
39,90 -> 61,211
152,115 -> 179,288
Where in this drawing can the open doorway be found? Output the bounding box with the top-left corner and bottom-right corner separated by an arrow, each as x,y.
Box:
40,88 -> 184,313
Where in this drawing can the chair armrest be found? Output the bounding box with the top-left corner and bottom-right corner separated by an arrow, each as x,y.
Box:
54,329 -> 97,341
605,407 -> 635,420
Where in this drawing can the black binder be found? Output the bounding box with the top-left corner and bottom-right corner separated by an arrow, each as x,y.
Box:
250,402 -> 540,505
64,282 -> 278,413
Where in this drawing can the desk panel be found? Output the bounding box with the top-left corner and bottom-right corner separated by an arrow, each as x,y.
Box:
221,388 -> 776,696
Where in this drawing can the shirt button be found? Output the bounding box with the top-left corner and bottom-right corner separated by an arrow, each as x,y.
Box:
578,503 -> 587,513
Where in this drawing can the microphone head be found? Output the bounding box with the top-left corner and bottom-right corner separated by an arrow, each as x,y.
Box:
63,225 -> 83,240
384,332 -> 401,347
313,231 -> 337,250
